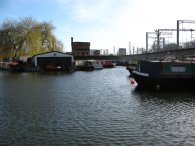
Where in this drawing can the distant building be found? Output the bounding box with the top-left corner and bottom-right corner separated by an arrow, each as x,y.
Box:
100,49 -> 109,55
90,49 -> 100,56
94,50 -> 100,56
71,37 -> 90,56
118,48 -> 126,55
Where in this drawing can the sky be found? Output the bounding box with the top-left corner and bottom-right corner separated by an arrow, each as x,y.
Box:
1,0 -> 195,54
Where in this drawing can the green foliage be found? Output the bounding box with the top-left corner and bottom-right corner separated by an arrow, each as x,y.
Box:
0,17 -> 63,59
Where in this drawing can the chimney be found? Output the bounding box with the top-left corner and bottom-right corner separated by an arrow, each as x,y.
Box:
71,37 -> 73,46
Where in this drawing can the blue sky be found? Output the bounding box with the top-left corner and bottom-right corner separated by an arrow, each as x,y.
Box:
1,0 -> 195,53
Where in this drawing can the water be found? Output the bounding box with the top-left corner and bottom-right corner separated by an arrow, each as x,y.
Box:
0,67 -> 195,145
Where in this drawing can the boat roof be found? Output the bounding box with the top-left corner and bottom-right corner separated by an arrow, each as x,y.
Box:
148,60 -> 195,64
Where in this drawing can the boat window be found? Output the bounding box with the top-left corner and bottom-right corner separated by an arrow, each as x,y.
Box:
171,65 -> 186,72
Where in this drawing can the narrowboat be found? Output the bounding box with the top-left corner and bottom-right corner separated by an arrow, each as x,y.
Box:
0,61 -> 25,72
132,60 -> 195,89
76,60 -> 94,71
90,60 -> 103,70
101,60 -> 115,68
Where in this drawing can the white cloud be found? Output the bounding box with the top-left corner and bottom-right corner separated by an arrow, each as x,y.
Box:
54,0 -> 195,53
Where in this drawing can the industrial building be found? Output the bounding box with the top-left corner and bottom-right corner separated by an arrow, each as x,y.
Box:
30,51 -> 74,71
71,37 -> 90,56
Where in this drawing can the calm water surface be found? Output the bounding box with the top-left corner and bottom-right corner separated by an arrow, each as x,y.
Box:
0,67 -> 195,145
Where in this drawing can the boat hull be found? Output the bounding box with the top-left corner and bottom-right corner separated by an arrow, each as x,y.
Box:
78,66 -> 94,71
0,61 -> 25,72
132,60 -> 195,90
132,71 -> 195,89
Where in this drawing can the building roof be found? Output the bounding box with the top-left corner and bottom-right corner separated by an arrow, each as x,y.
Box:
31,51 -> 73,58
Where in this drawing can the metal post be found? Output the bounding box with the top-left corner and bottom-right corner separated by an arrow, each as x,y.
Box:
146,32 -> 148,60
146,32 -> 148,53
177,20 -> 180,49
163,38 -> 165,48
157,29 -> 160,52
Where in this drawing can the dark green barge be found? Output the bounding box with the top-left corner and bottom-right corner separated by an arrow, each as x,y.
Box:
132,60 -> 195,89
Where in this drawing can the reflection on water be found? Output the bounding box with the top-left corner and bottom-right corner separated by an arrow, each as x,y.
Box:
0,67 -> 195,145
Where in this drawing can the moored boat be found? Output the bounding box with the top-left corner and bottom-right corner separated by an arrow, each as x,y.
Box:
75,60 -> 103,71
76,60 -> 94,71
132,60 -> 195,89
43,63 -> 64,71
101,60 -> 115,68
0,62 -> 10,71
0,61 -> 25,72
90,60 -> 103,70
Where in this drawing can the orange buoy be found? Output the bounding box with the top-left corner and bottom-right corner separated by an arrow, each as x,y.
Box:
130,79 -> 135,84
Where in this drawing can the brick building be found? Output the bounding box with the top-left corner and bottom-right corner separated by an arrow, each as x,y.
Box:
71,37 -> 90,56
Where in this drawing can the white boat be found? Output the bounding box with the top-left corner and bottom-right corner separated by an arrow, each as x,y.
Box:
90,60 -> 103,69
